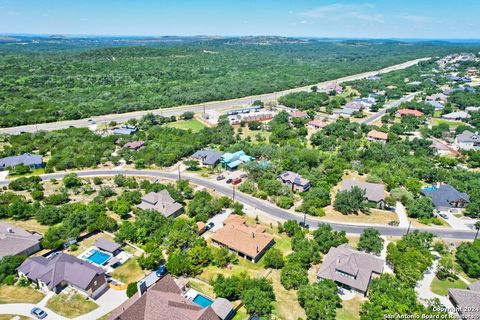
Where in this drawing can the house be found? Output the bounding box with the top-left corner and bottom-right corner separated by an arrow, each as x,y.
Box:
367,130 -> 388,144
110,274 -> 225,320
112,125 -> 137,135
426,93 -> 448,103
352,96 -> 376,108
0,222 -> 42,259
396,109 -> 424,117
210,215 -> 274,263
228,111 -> 274,125
344,102 -> 363,110
17,253 -> 107,299
123,141 -> 145,150
421,183 -> 470,211
192,148 -> 222,167
289,111 -> 309,119
442,111 -> 470,121
455,130 -> 480,150
0,153 -> 44,171
427,100 -> 445,110
308,119 -> 329,130
448,281 -> 480,320
322,82 -> 343,94
367,75 -> 381,81
137,190 -> 184,218
466,106 -> 480,113
278,171 -> 311,192
220,151 -> 254,170
94,238 -> 122,256
317,244 -> 384,296
430,140 -> 451,156
341,179 -> 385,207
334,108 -> 357,117
226,106 -> 262,116
466,67 -> 478,76
407,81 -> 422,86
211,298 -> 235,320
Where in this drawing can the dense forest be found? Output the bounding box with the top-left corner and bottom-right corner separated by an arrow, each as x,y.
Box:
1,36 -> 478,127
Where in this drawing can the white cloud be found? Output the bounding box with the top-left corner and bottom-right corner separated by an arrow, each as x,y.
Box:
301,3 -> 384,23
401,15 -> 432,24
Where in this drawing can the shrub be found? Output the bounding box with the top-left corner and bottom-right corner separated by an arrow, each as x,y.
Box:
127,282 -> 138,298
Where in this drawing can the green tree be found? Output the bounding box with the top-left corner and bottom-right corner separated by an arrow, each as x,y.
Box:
358,228 -> 384,254
63,173 -> 82,189
333,186 -> 369,214
298,280 -> 340,320
263,248 -> 285,269
455,240 -> 480,278
280,262 -> 308,290
313,224 -> 348,254
406,196 -> 434,219
126,283 -> 138,298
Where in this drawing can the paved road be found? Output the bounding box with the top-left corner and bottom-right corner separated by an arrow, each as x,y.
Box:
1,168 -> 475,240
0,58 -> 430,135
361,92 -> 420,125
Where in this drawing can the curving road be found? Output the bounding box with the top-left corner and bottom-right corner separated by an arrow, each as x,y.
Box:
1,169 -> 475,240
0,57 -> 430,135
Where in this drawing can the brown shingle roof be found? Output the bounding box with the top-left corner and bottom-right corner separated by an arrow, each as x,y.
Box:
137,190 -> 183,217
210,215 -> 274,259
109,275 -> 219,320
367,130 -> 388,141
123,141 -> 145,150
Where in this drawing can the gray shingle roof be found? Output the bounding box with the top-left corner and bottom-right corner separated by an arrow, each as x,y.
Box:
0,222 -> 42,259
341,179 -> 385,202
17,253 -> 105,290
456,130 -> 478,143
211,298 -> 233,320
317,244 -> 384,293
192,148 -> 222,166
0,153 -> 43,169
449,286 -> 480,320
94,238 -> 121,253
137,190 -> 183,217
422,184 -> 470,209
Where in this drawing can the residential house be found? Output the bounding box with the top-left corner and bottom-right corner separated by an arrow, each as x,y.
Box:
109,274 -> 226,320
341,179 -> 385,207
211,298 -> 235,320
137,190 -> 184,218
94,238 -> 122,256
123,141 -> 145,151
352,96 -> 376,108
421,183 -> 470,211
396,109 -> 424,117
426,93 -> 448,104
430,140 -> 452,156
112,125 -> 137,135
466,106 -> 480,113
442,111 -> 470,121
220,151 -> 254,170
367,75 -> 381,81
344,102 -> 363,110
448,281 -> 480,320
466,67 -> 478,76
228,111 -> 275,125
455,130 -> 480,150
289,111 -> 309,119
0,153 -> 44,171
278,171 -> 311,192
307,119 -> 329,130
321,82 -> 343,94
0,222 -> 42,259
367,130 -> 388,144
210,215 -> 274,263
17,253 -> 107,299
317,244 -> 384,296
192,148 -> 222,167
334,108 -> 357,117
226,106 -> 262,116
427,100 -> 445,110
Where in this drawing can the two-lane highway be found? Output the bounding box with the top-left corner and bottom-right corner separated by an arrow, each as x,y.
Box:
1,169 -> 475,240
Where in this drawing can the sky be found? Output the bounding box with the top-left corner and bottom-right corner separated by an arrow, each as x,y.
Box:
0,0 -> 479,39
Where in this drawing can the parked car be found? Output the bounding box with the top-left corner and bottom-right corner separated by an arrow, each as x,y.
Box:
439,213 -> 449,219
240,173 -> 248,178
216,175 -> 225,181
232,177 -> 242,185
226,178 -> 233,184
205,222 -> 215,230
156,265 -> 167,277
299,221 -> 310,229
31,307 -> 47,319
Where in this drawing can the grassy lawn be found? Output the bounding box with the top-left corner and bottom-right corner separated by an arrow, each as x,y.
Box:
238,127 -> 271,143
431,118 -> 467,129
166,119 -> 207,132
46,293 -> 98,318
430,277 -> 468,296
200,255 -> 266,282
0,286 -> 44,304
337,296 -> 363,320
0,316 -> 29,320
110,257 -> 147,284
322,206 -> 398,225
268,269 -> 306,320
7,168 -> 45,178
66,232 -> 116,256
6,219 -> 50,235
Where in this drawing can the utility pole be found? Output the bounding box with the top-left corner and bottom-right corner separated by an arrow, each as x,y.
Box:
475,227 -> 479,241
178,165 -> 181,180
303,211 -> 307,227
232,185 -> 236,202
406,220 -> 411,235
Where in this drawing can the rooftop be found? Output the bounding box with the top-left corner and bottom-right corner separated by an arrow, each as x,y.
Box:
0,222 -> 42,259
367,130 -> 388,141
341,179 -> 385,203
0,153 -> 43,169
137,190 -> 183,218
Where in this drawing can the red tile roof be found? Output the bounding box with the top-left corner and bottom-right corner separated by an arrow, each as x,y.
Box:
397,109 -> 424,117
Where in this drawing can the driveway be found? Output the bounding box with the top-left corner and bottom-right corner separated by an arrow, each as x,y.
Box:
415,260 -> 455,313
0,171 -> 8,182
395,201 -> 409,228
438,210 -> 473,231
206,209 -> 231,232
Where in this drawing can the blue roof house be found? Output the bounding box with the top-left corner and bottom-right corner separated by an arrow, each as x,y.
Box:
221,151 -> 255,170
0,153 -> 44,171
422,184 -> 470,211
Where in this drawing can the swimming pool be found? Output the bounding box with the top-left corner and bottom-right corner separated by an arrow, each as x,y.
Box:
86,249 -> 111,265
192,294 -> 213,308
422,186 -> 437,191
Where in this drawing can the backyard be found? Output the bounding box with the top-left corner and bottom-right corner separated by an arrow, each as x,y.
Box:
430,277 -> 468,296
166,119 -> 207,133
0,286 -> 44,304
110,257 -> 147,284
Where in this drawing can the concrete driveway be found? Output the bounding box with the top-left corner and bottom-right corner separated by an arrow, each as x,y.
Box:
415,260 -> 455,313
206,209 -> 232,232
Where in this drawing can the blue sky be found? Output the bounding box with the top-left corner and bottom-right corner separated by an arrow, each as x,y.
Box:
1,0 -> 479,39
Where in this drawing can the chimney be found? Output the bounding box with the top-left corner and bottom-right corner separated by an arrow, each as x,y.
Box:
251,232 -> 255,238
256,245 -> 259,253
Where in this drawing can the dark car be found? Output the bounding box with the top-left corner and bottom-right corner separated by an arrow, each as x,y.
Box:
31,307 -> 47,319
156,265 -> 167,277
299,221 -> 310,229
216,175 -> 225,181
226,178 -> 233,184
205,222 -> 215,230
439,213 -> 448,219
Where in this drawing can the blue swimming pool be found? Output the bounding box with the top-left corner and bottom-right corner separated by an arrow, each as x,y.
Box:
86,249 -> 110,265
423,186 -> 437,191
193,294 -> 213,308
